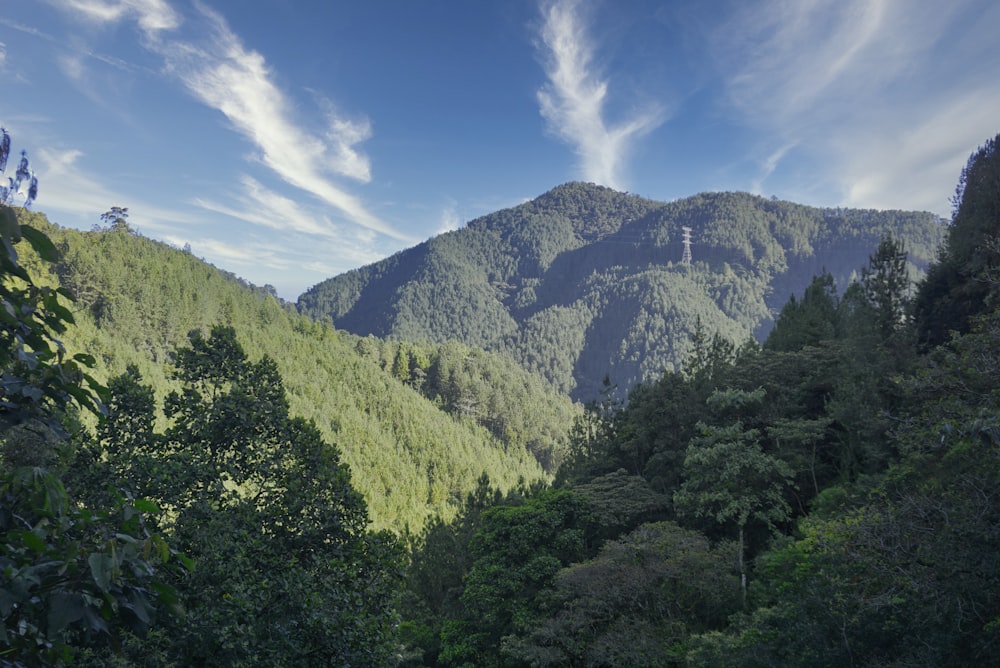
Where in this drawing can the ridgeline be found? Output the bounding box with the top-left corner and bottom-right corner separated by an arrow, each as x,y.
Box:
299,183 -> 945,400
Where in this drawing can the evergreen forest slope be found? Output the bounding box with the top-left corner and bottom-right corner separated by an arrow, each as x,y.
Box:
299,183 -> 945,400
395,135 -> 1000,667
17,213 -> 580,532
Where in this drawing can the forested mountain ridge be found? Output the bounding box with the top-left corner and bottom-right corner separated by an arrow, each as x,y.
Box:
14,213 -> 580,532
298,183 -> 945,400
3,123 -> 997,665
395,134 -> 1000,667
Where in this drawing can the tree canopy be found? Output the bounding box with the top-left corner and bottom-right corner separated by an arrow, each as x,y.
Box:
299,182 -> 944,401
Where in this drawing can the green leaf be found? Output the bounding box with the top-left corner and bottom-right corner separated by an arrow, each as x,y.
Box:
148,534 -> 170,563
47,300 -> 75,326
47,592 -> 85,633
133,498 -> 160,514
73,352 -> 97,367
2,237 -> 25,276
0,588 -> 17,617
125,588 -> 152,625
19,530 -> 47,553
20,225 -> 60,262
176,553 -> 195,571
88,553 -> 113,593
55,286 -> 77,302
0,206 -> 21,243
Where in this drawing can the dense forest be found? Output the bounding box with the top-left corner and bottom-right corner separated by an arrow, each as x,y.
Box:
9,210 -> 581,534
394,135 -> 1000,666
299,183 -> 945,400
2,127 -> 998,666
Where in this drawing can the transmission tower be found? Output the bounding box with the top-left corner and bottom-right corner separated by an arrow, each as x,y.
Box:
681,226 -> 693,266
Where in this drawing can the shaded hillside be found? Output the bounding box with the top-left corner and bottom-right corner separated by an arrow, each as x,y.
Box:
298,183 -> 945,400
17,212 -> 578,532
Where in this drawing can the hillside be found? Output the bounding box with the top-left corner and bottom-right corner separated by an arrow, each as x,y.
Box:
299,183 -> 946,400
16,212 -> 580,532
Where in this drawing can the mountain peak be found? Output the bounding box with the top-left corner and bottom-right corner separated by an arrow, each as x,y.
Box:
299,189 -> 945,400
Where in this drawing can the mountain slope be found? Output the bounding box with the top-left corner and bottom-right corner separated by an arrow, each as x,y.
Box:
18,212 -> 576,532
298,183 -> 946,399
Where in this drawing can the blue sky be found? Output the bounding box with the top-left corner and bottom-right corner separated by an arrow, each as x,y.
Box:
1,0 -> 998,298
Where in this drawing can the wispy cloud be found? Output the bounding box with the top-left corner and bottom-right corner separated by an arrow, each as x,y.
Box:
535,0 -> 665,190
57,54 -> 86,83
838,86 -> 1000,214
45,0 -> 412,242
194,174 -> 342,239
712,0 -> 1000,215
34,146 -> 200,231
152,3 -> 410,241
717,0 -> 899,123
50,0 -> 181,37
436,199 -> 462,235
169,235 -> 293,271
750,142 -> 796,195
160,228 -> 383,298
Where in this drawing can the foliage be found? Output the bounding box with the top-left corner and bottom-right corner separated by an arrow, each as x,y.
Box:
396,474 -> 507,667
397,148 -> 984,665
764,271 -> 839,352
72,326 -> 404,665
299,182 -> 944,401
351,337 -> 580,472
504,522 -> 740,667
0,468 -> 176,665
1,132 -> 173,665
0,209 -> 104,433
15,211 -> 549,533
914,133 -> 1000,347
687,314 -> 1000,666
438,488 -> 596,667
673,389 -> 794,604
861,234 -> 911,342
7,122 -> 996,667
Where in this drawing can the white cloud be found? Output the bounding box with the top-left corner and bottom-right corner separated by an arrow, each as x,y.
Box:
436,200 -> 462,234
711,0 -> 1000,215
56,54 -> 86,83
750,142 -> 796,195
194,174 -> 341,238
717,0 -> 901,123
152,3 -> 411,241
34,146 -> 200,231
838,87 -> 1000,214
45,0 -> 411,242
175,235 -> 291,270
162,229 -> 384,299
48,0 -> 181,37
536,0 -> 665,190
0,42 -> 6,69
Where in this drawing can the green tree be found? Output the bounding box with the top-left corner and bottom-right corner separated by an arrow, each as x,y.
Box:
764,272 -> 838,352
556,375 -> 621,484
674,389 -> 794,605
1,131 -> 175,665
505,521 -> 740,667
82,327 -> 403,665
98,206 -> 134,234
440,488 -> 595,667
860,234 -> 910,343
914,134 -> 1000,347
392,345 -> 412,383
397,474 -> 505,666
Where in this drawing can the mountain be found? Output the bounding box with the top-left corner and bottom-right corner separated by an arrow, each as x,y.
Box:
17,212 -> 579,533
298,182 -> 946,400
